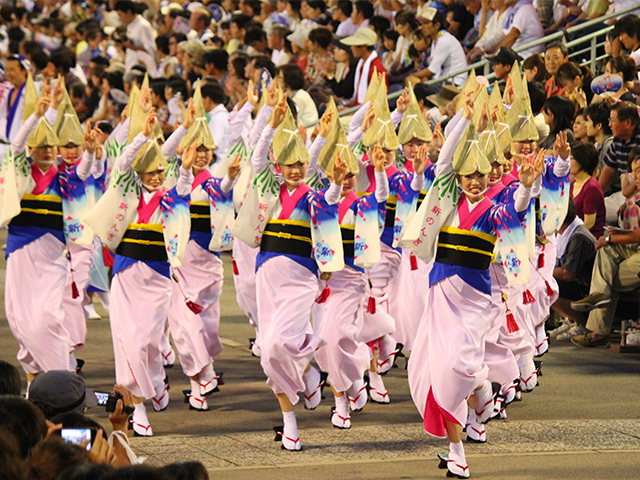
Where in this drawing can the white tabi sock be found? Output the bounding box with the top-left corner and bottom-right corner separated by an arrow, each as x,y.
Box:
282,410 -> 301,450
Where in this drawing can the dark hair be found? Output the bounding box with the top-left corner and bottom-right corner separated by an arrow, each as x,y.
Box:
102,465 -> 174,480
161,461 -> 209,480
286,96 -> 298,121
611,101 -> 640,126
354,0 -> 374,19
543,95 -> 575,135
528,81 -> 547,115
192,8 -> 211,27
170,32 -> 188,44
230,13 -> 252,30
628,145 -> 640,171
522,53 -> 549,83
383,29 -> 400,43
156,34 -> 171,56
167,77 -> 188,98
556,62 -> 594,103
50,413 -> 106,436
0,431 -> 27,480
308,27 -> 333,49
395,10 -> 419,31
203,48 -> 229,71
90,56 -> 110,68
50,47 -> 76,73
56,463 -> 114,480
30,49 -> 50,72
428,10 -> 448,31
369,15 -> 391,39
413,83 -> 431,104
231,55 -> 247,80
201,82 -> 226,104
277,64 -> 305,91
336,0 -> 352,17
545,41 -> 568,57
0,395 -> 48,459
585,101 -> 612,135
70,83 -> 85,99
245,27 -> 267,45
0,361 -> 21,395
606,27 -> 619,41
407,44 -> 419,59
113,0 -> 135,14
26,438 -> 89,480
220,20 -> 230,30
306,0 -> 327,13
242,0 -> 262,15
85,29 -> 101,43
563,198 -> 576,226
252,55 -> 276,77
96,121 -> 114,135
607,55 -> 637,82
412,29 -> 428,43
270,24 -> 291,39
615,14 -> 640,40
571,142 -> 599,176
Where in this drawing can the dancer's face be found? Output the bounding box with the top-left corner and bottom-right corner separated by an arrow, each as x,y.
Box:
489,161 -> 504,185
59,143 -> 83,165
281,161 -> 308,189
459,171 -> 488,201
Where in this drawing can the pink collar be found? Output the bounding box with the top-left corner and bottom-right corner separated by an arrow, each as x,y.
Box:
339,191 -> 359,223
365,162 -> 398,193
137,188 -> 167,224
192,169 -> 212,191
457,195 -> 493,230
278,183 -> 311,220
31,164 -> 58,195
485,181 -> 505,200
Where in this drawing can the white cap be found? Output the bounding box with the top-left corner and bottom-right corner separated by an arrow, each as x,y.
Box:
340,27 -> 377,46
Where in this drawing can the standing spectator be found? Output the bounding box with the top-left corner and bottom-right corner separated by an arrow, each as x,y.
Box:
0,55 -> 28,159
351,0 -> 374,32
523,53 -> 550,83
275,64 -> 319,127
615,14 -> 640,66
114,0 -> 156,74
571,142 -> 606,237
540,95 -> 576,149
202,82 -> 230,166
342,27 -> 387,106
269,24 -> 292,66
412,7 -> 468,87
491,0 -> 544,58
466,0 -> 510,63
334,0 -> 356,37
544,41 -> 569,97
488,46 -> 522,81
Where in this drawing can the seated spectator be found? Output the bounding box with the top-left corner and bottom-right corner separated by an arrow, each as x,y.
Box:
380,29 -> 400,71
550,199 -> 597,338
301,0 -> 330,27
448,0 -> 475,42
333,0 -> 356,37
286,26 -> 310,72
0,396 -> 48,459
350,0 -> 374,32
593,56 -> 637,105
540,95 -> 575,150
103,465 -> 173,480
244,27 -> 270,56
189,7 -> 214,44
325,39 -> 357,101
412,8 -> 468,87
369,15 -> 391,49
585,101 -> 613,173
28,370 -> 98,419
573,109 -> 593,143
619,147 -> 640,231
528,80 -> 550,143
305,26 -> 333,85
571,142 -> 606,237
0,360 -> 21,395
0,431 -> 27,480
162,461 -> 210,480
26,437 -> 91,480
571,153 -> 640,346
488,0 -> 544,59
341,28 -> 387,106
56,464 -> 114,480
615,14 -> 640,66
544,41 -> 569,98
543,0 -> 571,35
390,10 -> 419,76
275,64 -> 319,127
603,28 -> 623,67
523,53 -> 550,83
555,62 -> 594,110
467,0 -> 510,63
268,24 -> 292,67
488,47 -> 522,81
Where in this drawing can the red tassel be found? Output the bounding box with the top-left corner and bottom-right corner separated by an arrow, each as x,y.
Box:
545,280 -> 554,297
102,246 -> 114,267
367,296 -> 376,314
316,286 -> 330,303
538,252 -> 544,268
523,288 -> 535,304
410,253 -> 418,271
506,309 -> 519,333
232,258 -> 239,275
71,280 -> 80,299
185,300 -> 204,314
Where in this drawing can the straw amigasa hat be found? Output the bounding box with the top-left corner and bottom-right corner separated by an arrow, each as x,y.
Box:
271,100 -> 310,165
128,74 -> 164,144
507,62 -> 539,143
132,140 -> 168,174
362,73 -> 399,151
456,69 -> 477,112
397,82 -> 433,145
54,83 -> 84,147
179,80 -> 216,150
488,81 -> 512,154
452,120 -> 491,176
24,72 -> 59,148
317,97 -> 358,176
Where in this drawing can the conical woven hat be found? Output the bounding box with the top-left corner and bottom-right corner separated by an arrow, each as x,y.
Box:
507,69 -> 539,142
480,126 -> 506,165
27,116 -> 59,148
488,81 -> 507,124
472,87 -> 490,128
272,101 -> 310,165
453,121 -> 491,176
456,69 -> 477,112
318,97 -> 358,175
397,83 -> 433,144
179,81 -> 216,150
54,84 -> 84,146
362,73 -> 399,151
23,72 -> 39,121
132,139 -> 169,173
364,66 -> 380,105
128,75 -> 163,143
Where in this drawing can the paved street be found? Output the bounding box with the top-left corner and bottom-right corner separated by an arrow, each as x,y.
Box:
2,244 -> 640,479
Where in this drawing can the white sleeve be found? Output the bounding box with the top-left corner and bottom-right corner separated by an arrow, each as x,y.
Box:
325,181 -> 342,205
391,109 -> 404,129
76,151 -> 94,181
436,115 -> 470,178
411,172 -> 425,192
92,150 -> 106,179
347,126 -> 365,148
227,102 -> 253,147
161,125 -> 187,158
118,132 -> 149,172
251,125 -> 276,174
307,135 -> 328,179
553,155 -> 571,178
176,164 -> 194,197
513,185 -> 533,212
348,101 -> 370,137
250,105 -> 274,147
374,170 -> 389,202
444,109 -> 464,138
11,114 -> 39,156
45,107 -> 58,126
220,175 -> 234,194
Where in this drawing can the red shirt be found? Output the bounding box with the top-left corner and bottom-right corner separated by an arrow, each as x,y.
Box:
545,77 -> 565,98
572,176 -> 606,238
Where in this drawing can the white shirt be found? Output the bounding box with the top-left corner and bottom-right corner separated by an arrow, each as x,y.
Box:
475,8 -> 509,49
631,47 -> 640,67
336,17 -> 358,37
124,15 -> 157,73
292,89 -> 319,128
271,49 -> 291,67
207,103 -> 230,166
427,30 -> 469,87
503,0 -> 544,58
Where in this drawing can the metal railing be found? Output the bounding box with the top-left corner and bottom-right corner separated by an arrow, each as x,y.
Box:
338,3 -> 640,117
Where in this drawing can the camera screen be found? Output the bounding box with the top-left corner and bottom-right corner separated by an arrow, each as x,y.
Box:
95,392 -> 109,406
61,429 -> 92,451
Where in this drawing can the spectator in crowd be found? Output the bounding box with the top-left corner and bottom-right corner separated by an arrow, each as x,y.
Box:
351,0 -> 375,32
0,432 -> 27,480
25,437 -> 91,480
369,15 -> 392,49
603,28 -> 623,67
571,142 -> 606,237
228,13 -> 252,54
269,24 -> 292,66
245,55 -> 276,85
489,0 -> 544,58
540,95 -> 576,150
448,0 -> 475,42
0,360 -> 21,395
412,7 -> 468,87
571,153 -> 640,347
190,8 -> 214,44
305,26 -> 333,85
380,29 -> 400,71
27,370 -> 98,419
389,10 -> 419,78
286,26 -> 310,71
573,108 -> 592,143
155,34 -> 181,78
488,46 -> 522,81
203,49 -> 230,88
620,147 -> 640,231
325,39 -> 357,101
162,461 -> 210,480
585,101 -> 613,172
333,0 -> 356,37
544,41 -> 569,98
550,199 -> 597,338
275,63 -> 319,127
555,62 -> 594,110
594,56 -> 637,104
0,396 -> 48,459
615,14 -> 640,66
201,82 -> 230,165
245,28 -> 270,56
466,0 -> 510,63
523,53 -> 550,83
114,0 -> 156,74
0,55 -> 28,157
342,27 -> 387,106
528,80 -> 550,143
